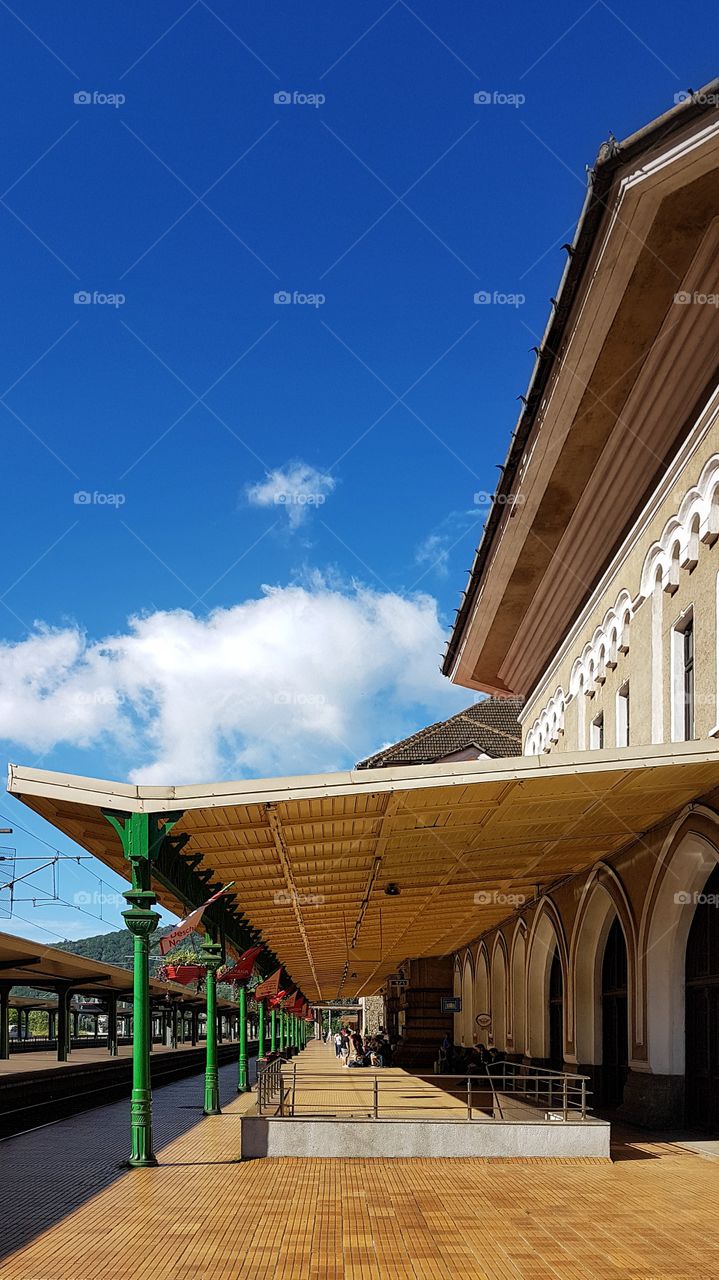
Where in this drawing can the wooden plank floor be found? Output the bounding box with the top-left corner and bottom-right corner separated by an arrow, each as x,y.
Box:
3,1041 -> 719,1278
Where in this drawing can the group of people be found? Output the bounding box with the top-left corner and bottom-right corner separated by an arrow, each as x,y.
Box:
438,1036 -> 503,1075
329,1025 -> 393,1068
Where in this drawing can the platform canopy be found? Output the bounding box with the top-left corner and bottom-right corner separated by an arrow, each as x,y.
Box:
8,741 -> 719,1001
0,929 -> 223,1007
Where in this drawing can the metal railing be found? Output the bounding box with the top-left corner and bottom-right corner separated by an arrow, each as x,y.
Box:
256,1054 -> 288,1113
258,1060 -> 591,1122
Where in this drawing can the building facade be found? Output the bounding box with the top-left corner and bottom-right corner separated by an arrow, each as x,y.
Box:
442,85 -> 719,1128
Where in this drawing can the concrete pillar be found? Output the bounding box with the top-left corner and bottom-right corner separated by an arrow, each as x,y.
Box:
107,992 -> 118,1057
56,987 -> 70,1062
0,985 -> 10,1059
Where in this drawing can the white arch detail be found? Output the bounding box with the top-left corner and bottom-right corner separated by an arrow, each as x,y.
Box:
509,920 -> 527,1055
570,870 -> 635,1068
474,943 -> 490,1045
526,899 -> 568,1061
490,933 -> 508,1051
453,955 -> 462,1046
460,950 -> 474,1047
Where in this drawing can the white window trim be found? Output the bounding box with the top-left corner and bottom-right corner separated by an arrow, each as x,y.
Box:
711,570 -> 719,738
670,606 -> 694,742
616,682 -> 629,748
651,573 -> 664,743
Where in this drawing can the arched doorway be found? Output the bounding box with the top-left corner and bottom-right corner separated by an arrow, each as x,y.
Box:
474,947 -> 490,1048
548,948 -> 563,1071
491,941 -> 507,1052
511,926 -> 526,1056
601,917 -> 628,1106
461,954 -> 473,1047
685,862 -> 719,1131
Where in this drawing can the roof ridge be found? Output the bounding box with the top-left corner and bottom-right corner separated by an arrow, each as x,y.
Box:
356,698 -> 522,768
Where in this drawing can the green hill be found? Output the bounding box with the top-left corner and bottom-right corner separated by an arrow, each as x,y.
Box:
52,925 -> 174,970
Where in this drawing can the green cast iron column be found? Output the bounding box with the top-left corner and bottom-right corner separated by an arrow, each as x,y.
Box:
278,1009 -> 284,1053
125,890 -> 158,1165
104,808 -> 181,1168
237,982 -> 249,1092
258,998 -> 265,1060
202,939 -> 224,1114
270,1006 -> 276,1053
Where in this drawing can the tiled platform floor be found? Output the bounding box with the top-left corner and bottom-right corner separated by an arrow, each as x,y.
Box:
2,1042 -> 718,1280
277,1040 -> 495,1117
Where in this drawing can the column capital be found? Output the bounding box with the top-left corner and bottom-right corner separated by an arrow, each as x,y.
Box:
200,939 -> 224,972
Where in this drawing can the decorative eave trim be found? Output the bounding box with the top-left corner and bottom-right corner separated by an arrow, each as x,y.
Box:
525,451 -> 719,754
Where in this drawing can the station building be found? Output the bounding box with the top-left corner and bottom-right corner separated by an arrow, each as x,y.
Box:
440,86 -> 719,1129
8,86 -> 719,1153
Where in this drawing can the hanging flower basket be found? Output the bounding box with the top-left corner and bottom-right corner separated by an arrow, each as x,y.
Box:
162,963 -> 206,986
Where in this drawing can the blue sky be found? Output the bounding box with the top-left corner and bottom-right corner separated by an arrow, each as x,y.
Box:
1,1 -> 716,942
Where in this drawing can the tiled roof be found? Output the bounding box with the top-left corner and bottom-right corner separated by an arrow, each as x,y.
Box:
356,698 -> 523,769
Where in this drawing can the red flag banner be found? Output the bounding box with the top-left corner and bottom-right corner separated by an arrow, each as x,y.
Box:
253,967 -> 283,1002
159,884 -> 232,956
268,988 -> 289,1008
218,945 -> 262,983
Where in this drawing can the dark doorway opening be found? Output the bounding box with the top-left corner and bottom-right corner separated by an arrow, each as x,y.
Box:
548,947 -> 564,1071
685,862 -> 719,1131
600,916 -> 628,1106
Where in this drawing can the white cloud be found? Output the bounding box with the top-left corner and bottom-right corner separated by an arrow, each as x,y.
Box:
415,533 -> 451,577
0,580 -> 468,784
246,461 -> 336,529
415,509 -> 484,580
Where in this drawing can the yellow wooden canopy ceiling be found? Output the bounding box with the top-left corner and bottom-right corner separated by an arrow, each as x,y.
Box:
8,742 -> 719,1000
